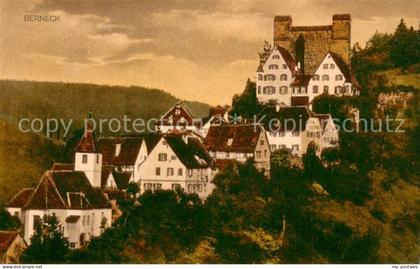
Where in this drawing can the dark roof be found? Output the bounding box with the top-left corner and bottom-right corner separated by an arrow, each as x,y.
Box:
203,124 -> 264,153
214,159 -> 237,170
291,96 -> 309,107
6,188 -> 34,208
65,215 -> 80,223
52,163 -> 74,171
99,133 -> 161,166
209,105 -> 230,117
113,137 -> 143,165
291,74 -> 312,87
313,114 -> 331,131
276,46 -> 297,74
329,53 -> 360,88
74,123 -> 101,153
333,14 -> 351,20
158,102 -> 197,126
165,135 -> 213,169
0,231 -> 19,253
258,106 -> 311,132
112,171 -> 132,189
24,171 -> 110,210
101,165 -> 114,189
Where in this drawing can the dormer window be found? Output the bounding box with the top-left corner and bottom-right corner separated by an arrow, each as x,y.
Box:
82,154 -> 88,164
227,138 -> 233,146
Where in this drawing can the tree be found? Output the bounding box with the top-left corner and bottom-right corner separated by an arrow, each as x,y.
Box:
22,215 -> 69,263
302,143 -> 324,182
0,208 -> 21,230
231,79 -> 262,119
389,19 -> 419,68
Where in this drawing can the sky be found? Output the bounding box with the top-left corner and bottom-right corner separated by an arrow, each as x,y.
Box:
0,0 -> 418,105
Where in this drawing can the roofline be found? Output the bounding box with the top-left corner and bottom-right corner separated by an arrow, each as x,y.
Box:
159,102 -> 198,122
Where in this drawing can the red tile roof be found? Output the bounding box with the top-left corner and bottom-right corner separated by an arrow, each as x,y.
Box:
204,124 -> 264,153
158,102 -> 197,127
0,231 -> 19,253
6,188 -> 34,208
277,46 -> 297,74
333,14 -> 351,20
24,171 -> 110,210
258,106 -> 311,132
74,124 -> 101,153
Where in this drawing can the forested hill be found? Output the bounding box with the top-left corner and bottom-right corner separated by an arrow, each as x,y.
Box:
0,80 -> 210,136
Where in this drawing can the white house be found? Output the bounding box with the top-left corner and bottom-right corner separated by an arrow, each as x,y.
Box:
203,124 -> 271,173
199,105 -> 230,138
259,106 -> 338,156
98,133 -> 161,185
256,45 -> 360,107
6,121 -> 112,249
137,133 -> 217,199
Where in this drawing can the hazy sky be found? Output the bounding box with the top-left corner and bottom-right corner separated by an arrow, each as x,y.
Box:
0,0 -> 418,105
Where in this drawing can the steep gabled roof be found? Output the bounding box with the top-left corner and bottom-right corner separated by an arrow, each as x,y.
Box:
330,53 -> 361,88
101,165 -> 114,189
112,171 -> 132,189
113,137 -> 144,165
203,124 -> 264,153
258,106 -> 311,132
0,231 -> 20,253
23,171 -> 110,210
276,46 -> 297,74
158,102 -> 197,126
97,137 -> 119,165
165,135 -> 213,169
6,188 -> 34,208
313,114 -> 332,132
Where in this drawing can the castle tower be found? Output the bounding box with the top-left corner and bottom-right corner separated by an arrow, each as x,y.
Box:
273,15 -> 292,49
331,14 -> 351,64
74,114 -> 102,187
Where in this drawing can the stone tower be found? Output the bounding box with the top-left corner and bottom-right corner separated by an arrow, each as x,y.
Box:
272,14 -> 351,74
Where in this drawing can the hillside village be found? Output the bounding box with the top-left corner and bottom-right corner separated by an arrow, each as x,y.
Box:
3,13 -> 359,251
0,13 -> 419,264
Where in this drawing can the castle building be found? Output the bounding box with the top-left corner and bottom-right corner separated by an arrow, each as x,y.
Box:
256,14 -> 360,106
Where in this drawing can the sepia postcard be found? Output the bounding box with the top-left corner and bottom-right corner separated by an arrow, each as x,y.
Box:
0,0 -> 419,267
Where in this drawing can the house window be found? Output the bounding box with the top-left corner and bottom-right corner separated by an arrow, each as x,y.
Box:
282,64 -> 288,69
322,75 -> 329,81
292,145 -> 299,151
175,109 -> 180,115
264,74 -> 275,81
330,64 -> 335,69
323,86 -> 329,94
260,140 -> 264,145
336,74 -> 343,81
171,155 -> 176,160
280,86 -> 288,94
272,55 -> 280,59
292,131 -> 300,136
82,154 -> 88,164
172,183 -> 181,191
256,151 -> 261,158
167,168 -> 174,176
188,169 -> 193,177
257,86 -> 261,94
323,64 -> 328,69
158,153 -> 167,161
82,215 -> 86,226
264,150 -> 267,157
14,211 -> 19,217
258,74 -> 263,80
153,183 -> 162,191
227,138 -> 233,146
155,167 -> 161,176
144,183 -> 153,190
313,85 -> 318,94
96,155 -> 99,164
263,86 -> 275,94
33,215 -> 41,229
269,64 -> 278,69
178,168 -> 183,176
280,74 -> 288,81
279,132 -> 285,137
87,215 -> 90,226
335,86 -> 342,94
313,74 -> 320,81
271,145 -> 277,151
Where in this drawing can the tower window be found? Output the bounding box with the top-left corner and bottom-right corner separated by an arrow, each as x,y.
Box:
96,155 -> 99,164
82,154 -> 88,164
